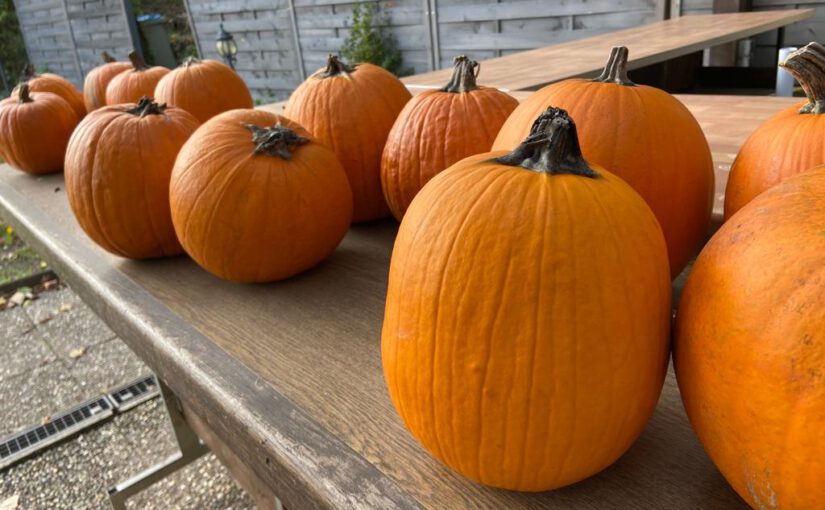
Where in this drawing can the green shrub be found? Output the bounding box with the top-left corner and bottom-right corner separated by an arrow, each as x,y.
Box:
0,0 -> 27,96
341,2 -> 409,77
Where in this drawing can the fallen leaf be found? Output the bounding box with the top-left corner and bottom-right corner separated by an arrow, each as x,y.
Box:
40,415 -> 51,425
0,494 -> 19,510
39,261 -> 47,269
69,347 -> 86,359
59,303 -> 73,313
0,297 -> 5,307
9,291 -> 25,306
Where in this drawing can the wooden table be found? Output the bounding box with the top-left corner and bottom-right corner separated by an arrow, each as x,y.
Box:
0,94 -> 798,509
402,9 -> 813,91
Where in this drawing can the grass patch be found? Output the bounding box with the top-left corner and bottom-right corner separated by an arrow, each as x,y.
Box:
0,218 -> 47,286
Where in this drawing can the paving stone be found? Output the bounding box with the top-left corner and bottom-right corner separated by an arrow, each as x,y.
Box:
0,306 -> 34,340
0,326 -> 56,382
23,286 -> 82,326
67,339 -> 148,399
35,301 -> 116,363
0,362 -> 83,437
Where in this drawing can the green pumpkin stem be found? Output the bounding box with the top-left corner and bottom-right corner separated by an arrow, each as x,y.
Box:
128,50 -> 149,71
496,107 -> 599,178
593,46 -> 635,86
102,51 -> 116,63
780,42 -> 825,114
16,83 -> 33,104
441,55 -> 480,93
244,123 -> 309,159
126,97 -> 167,117
320,54 -> 355,78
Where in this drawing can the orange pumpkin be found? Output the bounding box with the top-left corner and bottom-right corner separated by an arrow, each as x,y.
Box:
15,64 -> 86,120
381,56 -> 518,220
0,84 -> 79,174
383,108 -> 671,491
83,51 -> 132,112
724,42 -> 825,218
284,54 -> 411,222
494,46 -> 713,278
64,98 -> 199,259
170,109 -> 353,282
105,51 -> 169,105
675,167 -> 825,510
154,57 -> 253,123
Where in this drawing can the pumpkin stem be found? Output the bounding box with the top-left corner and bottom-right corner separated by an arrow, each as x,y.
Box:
441,55 -> 480,93
183,56 -> 201,67
244,123 -> 309,159
102,51 -> 116,63
128,50 -> 149,71
780,42 -> 825,114
496,107 -> 599,177
16,83 -> 33,104
320,54 -> 355,78
21,64 -> 36,81
593,46 -> 634,86
126,96 -> 167,117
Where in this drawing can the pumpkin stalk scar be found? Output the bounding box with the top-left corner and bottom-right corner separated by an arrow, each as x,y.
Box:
495,107 -> 600,177
127,50 -> 149,71
244,123 -> 309,159
593,46 -> 635,86
16,83 -> 33,104
319,54 -> 356,79
125,97 -> 167,117
780,42 -> 825,114
441,55 -> 480,93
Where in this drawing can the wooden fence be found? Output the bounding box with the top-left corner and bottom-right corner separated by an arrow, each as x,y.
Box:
11,0 -> 825,98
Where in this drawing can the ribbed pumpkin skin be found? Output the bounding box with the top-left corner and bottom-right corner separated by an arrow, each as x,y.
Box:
170,109 -> 354,282
83,61 -> 132,112
64,101 -> 199,259
284,59 -> 411,222
106,66 -> 169,105
154,59 -> 253,123
675,169 -> 825,510
381,87 -> 518,220
383,150 -> 671,491
724,108 -> 825,218
493,80 -> 712,279
0,89 -> 79,175
14,73 -> 86,120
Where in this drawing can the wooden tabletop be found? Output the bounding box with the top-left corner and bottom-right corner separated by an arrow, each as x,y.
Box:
402,9 -> 814,91
0,94 -> 799,509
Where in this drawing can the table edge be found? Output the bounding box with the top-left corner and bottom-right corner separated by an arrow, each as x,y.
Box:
0,175 -> 423,510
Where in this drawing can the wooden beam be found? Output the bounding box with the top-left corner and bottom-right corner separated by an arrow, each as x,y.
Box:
709,0 -> 751,67
287,0 -> 307,81
181,0 -> 203,58
58,0 -> 83,81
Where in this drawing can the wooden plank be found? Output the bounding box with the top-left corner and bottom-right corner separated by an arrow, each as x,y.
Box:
437,0 -> 655,23
404,8 -> 814,90
0,93 -> 799,509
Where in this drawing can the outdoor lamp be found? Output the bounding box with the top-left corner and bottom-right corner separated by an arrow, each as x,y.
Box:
216,24 -> 238,69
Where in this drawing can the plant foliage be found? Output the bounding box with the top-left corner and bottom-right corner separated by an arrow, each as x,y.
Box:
341,2 -> 408,77
0,0 -> 27,97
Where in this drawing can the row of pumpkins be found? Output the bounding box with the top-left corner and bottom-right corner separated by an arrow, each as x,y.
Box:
0,42 -> 822,509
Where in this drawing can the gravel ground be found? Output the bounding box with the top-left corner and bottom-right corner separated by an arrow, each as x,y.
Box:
0,284 -> 256,509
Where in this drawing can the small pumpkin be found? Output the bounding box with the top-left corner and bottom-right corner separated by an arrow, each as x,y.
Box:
494,46 -> 713,278
724,42 -> 825,218
170,109 -> 353,282
154,57 -> 253,123
64,97 -> 199,259
284,54 -> 411,222
105,51 -> 169,105
383,108 -> 671,491
15,64 -> 86,120
0,84 -> 79,174
675,167 -> 825,510
83,51 -> 132,112
381,56 -> 518,220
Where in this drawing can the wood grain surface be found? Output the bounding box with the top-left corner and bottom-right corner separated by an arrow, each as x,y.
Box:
402,9 -> 814,91
0,94 -> 799,509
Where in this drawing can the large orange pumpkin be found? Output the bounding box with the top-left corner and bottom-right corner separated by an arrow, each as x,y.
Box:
0,84 -> 79,174
105,51 -> 169,105
15,64 -> 86,120
382,108 -> 671,491
381,56 -> 518,220
494,46 -> 713,278
83,51 -> 132,112
675,168 -> 825,510
724,42 -> 825,218
284,54 -> 411,222
154,57 -> 253,123
170,109 -> 353,282
64,97 -> 199,259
